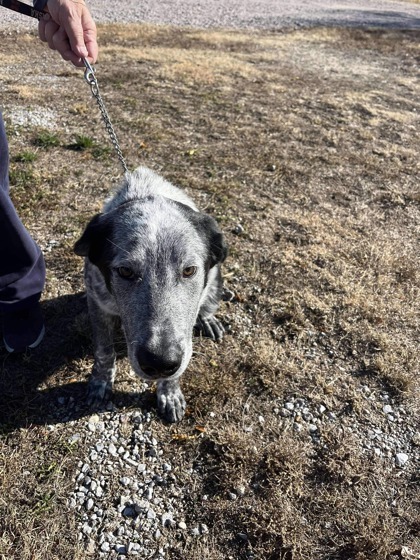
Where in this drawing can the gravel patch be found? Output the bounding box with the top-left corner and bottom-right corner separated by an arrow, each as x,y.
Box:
7,106 -> 58,129
68,405 -> 189,558
272,390 -> 418,469
2,0 -> 420,30
62,382 -> 418,557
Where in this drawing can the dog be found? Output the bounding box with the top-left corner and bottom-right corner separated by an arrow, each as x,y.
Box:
74,167 -> 227,422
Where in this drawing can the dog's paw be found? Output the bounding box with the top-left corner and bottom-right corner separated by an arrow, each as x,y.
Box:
195,315 -> 225,342
86,378 -> 112,408
157,381 -> 186,423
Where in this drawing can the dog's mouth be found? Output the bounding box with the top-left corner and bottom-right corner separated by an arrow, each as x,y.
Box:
132,362 -> 184,382
136,363 -> 180,381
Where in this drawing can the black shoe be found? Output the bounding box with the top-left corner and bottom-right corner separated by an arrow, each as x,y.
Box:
2,303 -> 45,353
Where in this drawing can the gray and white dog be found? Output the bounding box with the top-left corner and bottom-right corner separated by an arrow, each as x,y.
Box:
74,167 -> 227,422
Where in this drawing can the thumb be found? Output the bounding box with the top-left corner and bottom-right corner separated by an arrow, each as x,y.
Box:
63,18 -> 89,58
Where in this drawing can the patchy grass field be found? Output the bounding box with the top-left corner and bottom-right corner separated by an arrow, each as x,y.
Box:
0,24 -> 419,560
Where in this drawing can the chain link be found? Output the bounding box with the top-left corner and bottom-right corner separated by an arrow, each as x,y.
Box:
83,59 -> 129,174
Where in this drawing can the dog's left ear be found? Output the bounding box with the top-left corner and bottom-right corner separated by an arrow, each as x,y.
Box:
172,201 -> 228,268
199,213 -> 228,269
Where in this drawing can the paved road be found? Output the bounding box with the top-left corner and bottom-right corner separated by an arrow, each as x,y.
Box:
1,0 -> 420,30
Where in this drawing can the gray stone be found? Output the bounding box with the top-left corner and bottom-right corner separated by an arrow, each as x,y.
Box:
162,512 -> 174,527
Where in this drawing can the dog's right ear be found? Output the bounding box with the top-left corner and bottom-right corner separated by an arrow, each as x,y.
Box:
74,213 -> 113,269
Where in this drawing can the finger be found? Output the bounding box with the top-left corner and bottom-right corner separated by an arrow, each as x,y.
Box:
52,27 -> 73,61
62,11 -> 89,59
44,20 -> 60,50
38,18 -> 47,43
51,28 -> 86,66
67,12 -> 98,66
82,12 -> 98,63
38,11 -> 52,42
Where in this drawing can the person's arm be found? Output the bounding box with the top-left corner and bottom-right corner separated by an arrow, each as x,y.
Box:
34,0 -> 98,67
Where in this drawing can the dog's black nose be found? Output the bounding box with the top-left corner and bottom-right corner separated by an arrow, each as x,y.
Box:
137,348 -> 182,379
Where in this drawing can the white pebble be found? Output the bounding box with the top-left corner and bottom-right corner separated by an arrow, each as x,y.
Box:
236,485 -> 246,496
147,508 -> 156,520
395,453 -> 409,468
100,542 -> 110,553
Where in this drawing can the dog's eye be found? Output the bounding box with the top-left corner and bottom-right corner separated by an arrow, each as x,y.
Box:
117,266 -> 134,279
183,266 -> 197,278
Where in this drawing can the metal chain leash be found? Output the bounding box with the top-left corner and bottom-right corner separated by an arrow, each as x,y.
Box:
83,59 -> 129,174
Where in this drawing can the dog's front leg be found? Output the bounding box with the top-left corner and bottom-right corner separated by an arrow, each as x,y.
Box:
86,295 -> 118,407
157,379 -> 186,423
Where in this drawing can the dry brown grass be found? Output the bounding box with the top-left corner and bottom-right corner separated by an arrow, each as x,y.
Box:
0,24 -> 419,560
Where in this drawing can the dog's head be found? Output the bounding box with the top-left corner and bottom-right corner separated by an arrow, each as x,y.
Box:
74,196 -> 227,381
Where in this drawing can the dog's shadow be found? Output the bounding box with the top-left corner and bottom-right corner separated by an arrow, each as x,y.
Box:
0,292 -> 155,432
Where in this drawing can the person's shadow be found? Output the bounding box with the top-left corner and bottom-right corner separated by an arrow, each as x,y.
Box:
0,292 -> 155,432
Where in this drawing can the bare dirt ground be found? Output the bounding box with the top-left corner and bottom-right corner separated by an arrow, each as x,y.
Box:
0,20 -> 419,560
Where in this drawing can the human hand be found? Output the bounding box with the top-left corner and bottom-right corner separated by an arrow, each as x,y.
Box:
38,0 -> 98,67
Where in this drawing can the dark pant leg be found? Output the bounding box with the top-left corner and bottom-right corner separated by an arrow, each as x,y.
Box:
0,112 -> 45,311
